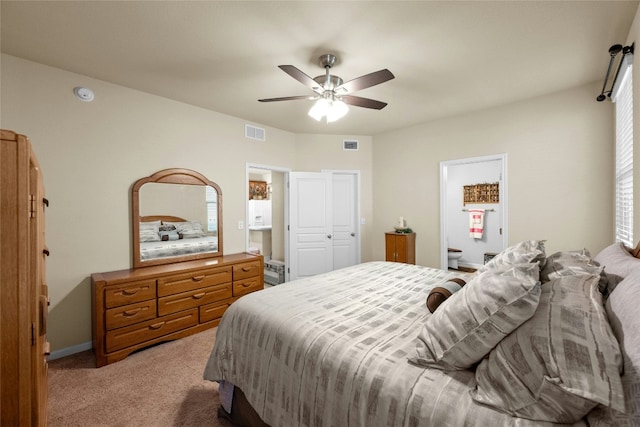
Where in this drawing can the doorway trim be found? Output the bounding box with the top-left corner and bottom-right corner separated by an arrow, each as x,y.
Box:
439,154 -> 508,271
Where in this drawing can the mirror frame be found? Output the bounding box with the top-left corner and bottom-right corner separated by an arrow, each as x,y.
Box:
132,168 -> 223,268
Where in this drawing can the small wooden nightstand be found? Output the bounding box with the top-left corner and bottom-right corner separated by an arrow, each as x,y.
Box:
385,232 -> 416,264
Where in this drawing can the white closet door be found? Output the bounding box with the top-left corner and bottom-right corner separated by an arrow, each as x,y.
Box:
287,172 -> 333,281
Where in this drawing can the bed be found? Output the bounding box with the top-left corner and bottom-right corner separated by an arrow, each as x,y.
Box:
203,240 -> 640,426
139,215 -> 218,261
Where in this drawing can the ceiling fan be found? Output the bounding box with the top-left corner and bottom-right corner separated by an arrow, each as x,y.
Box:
259,54 -> 395,122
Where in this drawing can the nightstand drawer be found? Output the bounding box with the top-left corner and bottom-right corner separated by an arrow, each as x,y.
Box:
233,277 -> 263,297
105,279 -> 156,308
106,309 -> 198,353
105,300 -> 157,330
200,301 -> 231,323
157,266 -> 232,297
233,261 -> 261,280
157,283 -> 232,316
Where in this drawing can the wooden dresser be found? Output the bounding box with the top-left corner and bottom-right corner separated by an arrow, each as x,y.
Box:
385,232 -> 416,264
92,253 -> 263,367
1,130 -> 49,426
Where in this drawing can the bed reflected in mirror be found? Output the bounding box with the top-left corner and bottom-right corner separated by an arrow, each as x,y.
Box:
132,168 -> 223,268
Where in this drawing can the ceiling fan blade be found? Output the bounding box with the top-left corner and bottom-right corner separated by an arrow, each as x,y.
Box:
278,65 -> 324,94
258,95 -> 315,103
341,95 -> 388,110
336,69 -> 395,93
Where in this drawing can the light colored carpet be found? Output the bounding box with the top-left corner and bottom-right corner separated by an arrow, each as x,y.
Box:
48,327 -> 232,427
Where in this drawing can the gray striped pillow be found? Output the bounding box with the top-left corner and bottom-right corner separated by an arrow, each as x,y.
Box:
411,263 -> 541,370
540,250 -> 606,291
478,240 -> 546,273
473,273 -> 625,423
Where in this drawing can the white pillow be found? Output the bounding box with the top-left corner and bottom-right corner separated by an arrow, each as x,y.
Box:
139,221 -> 160,242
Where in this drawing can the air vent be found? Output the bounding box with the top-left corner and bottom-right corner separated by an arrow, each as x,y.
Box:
343,140 -> 359,151
245,124 -> 266,141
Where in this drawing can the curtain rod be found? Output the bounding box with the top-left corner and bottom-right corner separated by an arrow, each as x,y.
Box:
597,43 -> 635,102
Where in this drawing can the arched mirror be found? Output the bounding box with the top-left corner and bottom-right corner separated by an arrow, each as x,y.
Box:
132,168 -> 223,268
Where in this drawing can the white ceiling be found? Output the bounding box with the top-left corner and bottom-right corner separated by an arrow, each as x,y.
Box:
1,1 -> 637,136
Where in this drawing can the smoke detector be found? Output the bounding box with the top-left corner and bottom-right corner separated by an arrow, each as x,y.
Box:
73,87 -> 94,102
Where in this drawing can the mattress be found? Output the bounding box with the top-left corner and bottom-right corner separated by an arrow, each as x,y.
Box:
204,261 -> 585,427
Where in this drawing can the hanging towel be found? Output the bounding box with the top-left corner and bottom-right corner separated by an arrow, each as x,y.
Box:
469,209 -> 485,239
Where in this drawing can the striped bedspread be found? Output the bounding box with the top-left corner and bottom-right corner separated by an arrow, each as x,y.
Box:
204,262 -> 584,427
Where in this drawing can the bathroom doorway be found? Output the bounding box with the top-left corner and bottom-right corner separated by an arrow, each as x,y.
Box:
246,163 -> 290,285
439,154 -> 508,271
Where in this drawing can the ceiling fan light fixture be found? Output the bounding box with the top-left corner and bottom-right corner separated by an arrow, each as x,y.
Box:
308,97 -> 349,123
263,54 -> 393,120
326,99 -> 348,123
308,98 -> 329,121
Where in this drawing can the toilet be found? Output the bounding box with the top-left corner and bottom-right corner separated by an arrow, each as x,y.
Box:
447,248 -> 463,269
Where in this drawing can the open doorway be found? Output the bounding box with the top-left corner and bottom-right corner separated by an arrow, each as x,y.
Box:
440,154 -> 508,271
246,163 -> 290,286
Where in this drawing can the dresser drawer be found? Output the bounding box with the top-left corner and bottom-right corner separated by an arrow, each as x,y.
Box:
233,277 -> 263,297
105,279 -> 156,308
157,283 -> 232,316
233,260 -> 261,280
105,300 -> 157,330
157,266 -> 232,297
199,300 -> 231,323
105,309 -> 198,353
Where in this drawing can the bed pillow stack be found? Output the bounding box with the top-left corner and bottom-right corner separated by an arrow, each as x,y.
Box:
472,272 -> 625,423
412,240 -> 629,424
411,240 -> 545,370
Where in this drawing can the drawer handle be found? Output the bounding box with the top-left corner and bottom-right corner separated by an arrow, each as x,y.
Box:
123,308 -> 141,317
241,282 -> 252,288
192,275 -> 205,282
241,267 -> 253,272
192,292 -> 206,299
122,288 -> 140,296
149,322 -> 165,330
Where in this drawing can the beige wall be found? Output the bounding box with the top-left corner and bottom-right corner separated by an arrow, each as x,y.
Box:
0,54 -> 374,352
373,83 -> 615,268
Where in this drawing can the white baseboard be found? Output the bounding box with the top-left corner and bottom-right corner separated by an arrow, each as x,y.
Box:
47,341 -> 92,361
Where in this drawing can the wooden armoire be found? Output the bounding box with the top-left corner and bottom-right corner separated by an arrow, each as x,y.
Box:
1,130 -> 49,426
